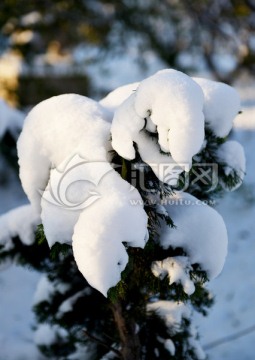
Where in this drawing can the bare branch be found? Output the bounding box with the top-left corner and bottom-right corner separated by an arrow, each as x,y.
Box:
204,324 -> 255,350
82,329 -> 121,357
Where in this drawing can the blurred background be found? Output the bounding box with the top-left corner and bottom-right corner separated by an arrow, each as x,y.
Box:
0,0 -> 255,108
0,1 -> 255,359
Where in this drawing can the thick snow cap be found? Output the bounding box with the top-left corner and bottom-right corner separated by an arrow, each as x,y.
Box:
159,192 -> 228,279
193,77 -> 240,137
111,69 -> 205,168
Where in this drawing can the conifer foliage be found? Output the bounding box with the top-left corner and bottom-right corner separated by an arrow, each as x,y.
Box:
0,69 -> 245,359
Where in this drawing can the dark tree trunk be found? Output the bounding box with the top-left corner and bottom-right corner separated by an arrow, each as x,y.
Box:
111,301 -> 141,360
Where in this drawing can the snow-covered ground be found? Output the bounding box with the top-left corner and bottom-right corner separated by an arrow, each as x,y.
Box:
0,83 -> 254,360
0,164 -> 43,360
195,86 -> 255,360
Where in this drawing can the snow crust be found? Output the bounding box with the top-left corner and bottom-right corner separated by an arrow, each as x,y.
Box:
159,192 -> 228,279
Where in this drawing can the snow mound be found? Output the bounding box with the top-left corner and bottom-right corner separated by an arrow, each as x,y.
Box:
41,156 -> 149,296
100,82 -> 139,113
134,131 -> 185,186
15,70 -> 242,298
111,69 -> 205,167
16,93 -> 149,297
0,205 -> 40,249
72,168 -> 148,296
17,94 -> 112,213
159,192 -> 228,279
193,78 -> 240,138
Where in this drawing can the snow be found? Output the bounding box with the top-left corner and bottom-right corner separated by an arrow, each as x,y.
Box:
188,326 -> 206,360
17,94 -> 112,213
0,99 -> 24,139
40,155 -> 93,247
147,300 -> 191,334
111,92 -> 145,160
148,300 -> 205,359
159,192 -> 228,280
84,44 -> 165,94
0,159 -> 40,359
164,338 -> 175,356
194,96 -> 255,360
33,275 -> 71,307
193,78 -> 240,138
72,169 -> 148,296
34,323 -> 68,346
33,275 -> 55,305
111,69 -> 205,167
0,265 -> 41,360
135,70 -> 205,166
0,204 -> 40,248
41,196 -> 81,247
216,140 -> 246,190
0,70 -> 253,359
134,131 -> 186,186
34,324 -> 57,346
16,91 -> 149,297
68,344 -> 91,360
57,289 -> 90,317
151,256 -> 195,295
111,99 -> 185,186
39,152 -> 148,296
99,82 -> 139,112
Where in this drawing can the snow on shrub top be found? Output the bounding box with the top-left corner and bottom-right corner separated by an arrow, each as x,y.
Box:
193,78 -> 240,137
7,68 -> 244,297
100,82 -> 139,112
40,153 -> 148,295
17,94 -> 112,212
111,69 -> 205,167
159,192 -> 228,279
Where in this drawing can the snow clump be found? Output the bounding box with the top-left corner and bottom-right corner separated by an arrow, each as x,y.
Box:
0,68 -> 244,298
